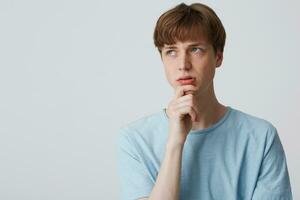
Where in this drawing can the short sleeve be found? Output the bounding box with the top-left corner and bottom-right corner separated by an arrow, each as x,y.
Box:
252,126 -> 293,200
116,128 -> 154,200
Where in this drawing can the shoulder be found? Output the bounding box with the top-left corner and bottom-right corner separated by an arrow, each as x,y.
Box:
230,107 -> 277,131
119,110 -> 165,134
229,107 -> 279,144
123,110 -> 165,130
117,109 -> 167,145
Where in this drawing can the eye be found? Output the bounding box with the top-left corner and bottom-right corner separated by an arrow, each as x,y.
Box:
165,50 -> 176,56
190,47 -> 204,53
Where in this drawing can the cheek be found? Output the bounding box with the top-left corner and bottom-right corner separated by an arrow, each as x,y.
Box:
194,62 -> 216,82
164,67 -> 174,82
163,64 -> 177,85
197,58 -> 215,72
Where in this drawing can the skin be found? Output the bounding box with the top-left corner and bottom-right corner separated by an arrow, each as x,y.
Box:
161,38 -> 228,144
139,38 -> 228,200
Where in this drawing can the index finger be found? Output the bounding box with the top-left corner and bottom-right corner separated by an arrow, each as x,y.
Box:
174,85 -> 197,99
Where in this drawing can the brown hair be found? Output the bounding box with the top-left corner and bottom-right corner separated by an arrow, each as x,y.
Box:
153,3 -> 226,55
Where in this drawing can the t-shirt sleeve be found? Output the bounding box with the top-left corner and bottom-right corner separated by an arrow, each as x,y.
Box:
252,126 -> 293,200
116,128 -> 154,200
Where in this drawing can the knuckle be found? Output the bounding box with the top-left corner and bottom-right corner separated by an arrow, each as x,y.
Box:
187,94 -> 193,98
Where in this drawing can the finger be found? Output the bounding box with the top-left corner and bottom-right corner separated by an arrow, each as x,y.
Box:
174,95 -> 197,112
175,94 -> 193,104
174,85 -> 197,99
175,103 -> 198,121
169,94 -> 194,111
174,85 -> 196,98
178,106 -> 196,121
183,90 -> 195,96
176,104 -> 198,122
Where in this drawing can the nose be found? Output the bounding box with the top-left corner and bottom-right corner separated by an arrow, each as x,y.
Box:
178,53 -> 191,71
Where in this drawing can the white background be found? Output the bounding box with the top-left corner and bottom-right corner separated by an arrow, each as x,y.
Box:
0,0 -> 299,199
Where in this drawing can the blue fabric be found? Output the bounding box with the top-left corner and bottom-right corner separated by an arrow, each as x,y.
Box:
117,106 -> 293,200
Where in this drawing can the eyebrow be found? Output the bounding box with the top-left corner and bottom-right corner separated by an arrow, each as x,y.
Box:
163,42 -> 207,49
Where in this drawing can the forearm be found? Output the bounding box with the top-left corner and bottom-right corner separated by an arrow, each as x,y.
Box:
148,140 -> 184,200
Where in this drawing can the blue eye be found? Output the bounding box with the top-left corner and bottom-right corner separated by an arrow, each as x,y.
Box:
166,50 -> 176,56
191,47 -> 203,53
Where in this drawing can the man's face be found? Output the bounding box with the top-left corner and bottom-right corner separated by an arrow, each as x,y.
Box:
161,39 -> 223,95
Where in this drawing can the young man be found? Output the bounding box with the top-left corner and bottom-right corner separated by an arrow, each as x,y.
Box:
117,3 -> 292,200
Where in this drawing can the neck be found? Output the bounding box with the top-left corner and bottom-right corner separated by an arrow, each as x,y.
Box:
191,83 -> 226,131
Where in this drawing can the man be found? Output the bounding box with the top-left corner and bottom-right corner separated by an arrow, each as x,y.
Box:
117,3 -> 293,200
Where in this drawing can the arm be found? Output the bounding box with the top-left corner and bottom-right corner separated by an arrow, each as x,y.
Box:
141,85 -> 198,200
118,85 -> 198,200
252,126 -> 293,199
119,130 -> 185,200
145,141 -> 184,200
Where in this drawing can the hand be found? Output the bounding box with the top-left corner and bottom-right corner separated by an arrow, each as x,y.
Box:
166,85 -> 198,145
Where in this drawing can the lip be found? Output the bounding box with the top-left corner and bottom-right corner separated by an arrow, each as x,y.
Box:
177,76 -> 195,85
177,75 -> 194,81
177,79 -> 195,85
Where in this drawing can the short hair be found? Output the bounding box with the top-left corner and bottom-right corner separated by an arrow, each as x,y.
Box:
153,3 -> 226,55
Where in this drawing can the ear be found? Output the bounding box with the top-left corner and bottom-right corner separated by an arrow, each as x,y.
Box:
215,50 -> 223,68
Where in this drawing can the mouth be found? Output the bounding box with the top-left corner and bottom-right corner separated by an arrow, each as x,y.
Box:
177,77 -> 195,85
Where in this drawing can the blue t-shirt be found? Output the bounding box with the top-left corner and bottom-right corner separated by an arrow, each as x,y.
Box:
117,106 -> 292,200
